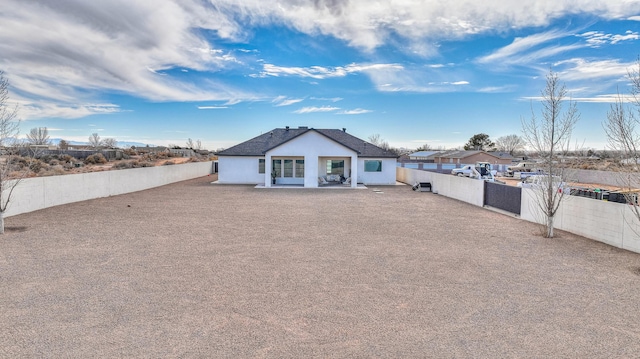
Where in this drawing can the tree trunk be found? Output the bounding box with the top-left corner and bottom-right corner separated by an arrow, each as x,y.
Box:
0,211 -> 4,235
546,215 -> 554,238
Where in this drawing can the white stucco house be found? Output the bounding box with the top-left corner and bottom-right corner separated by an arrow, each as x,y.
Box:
217,126 -> 398,188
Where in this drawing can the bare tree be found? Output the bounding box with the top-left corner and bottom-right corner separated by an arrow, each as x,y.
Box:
495,134 -> 524,156
195,139 -> 202,151
604,58 -> 640,221
186,138 -> 195,149
26,127 -> 50,146
368,133 -> 390,150
521,70 -> 580,238
88,133 -> 103,149
58,139 -> 69,150
415,143 -> 432,152
102,138 -> 118,148
0,71 -> 24,234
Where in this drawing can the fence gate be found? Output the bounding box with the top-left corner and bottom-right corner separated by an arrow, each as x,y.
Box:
484,181 -> 522,215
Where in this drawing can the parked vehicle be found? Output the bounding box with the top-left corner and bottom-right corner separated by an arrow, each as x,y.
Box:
506,162 -> 538,177
451,165 -> 474,177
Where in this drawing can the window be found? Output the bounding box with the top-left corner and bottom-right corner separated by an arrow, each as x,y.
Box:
272,159 -> 281,177
364,160 -> 382,172
326,160 -> 344,175
258,159 -> 265,174
283,159 -> 293,177
295,159 -> 304,177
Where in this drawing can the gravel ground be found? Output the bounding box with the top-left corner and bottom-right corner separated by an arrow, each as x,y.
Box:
2,175 -> 640,358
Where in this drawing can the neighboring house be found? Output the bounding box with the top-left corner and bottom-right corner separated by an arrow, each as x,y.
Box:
169,148 -> 196,157
217,126 -> 398,187
408,151 -> 440,160
428,150 -> 513,165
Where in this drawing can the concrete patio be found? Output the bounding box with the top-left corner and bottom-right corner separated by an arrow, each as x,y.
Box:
1,175 -> 640,357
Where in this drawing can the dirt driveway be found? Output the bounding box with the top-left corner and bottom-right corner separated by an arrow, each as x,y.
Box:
1,175 -> 640,357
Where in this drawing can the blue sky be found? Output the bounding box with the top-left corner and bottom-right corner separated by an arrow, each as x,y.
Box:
1,1 -> 639,150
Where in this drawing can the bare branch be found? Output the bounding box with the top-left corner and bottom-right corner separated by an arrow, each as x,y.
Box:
521,70 -> 579,238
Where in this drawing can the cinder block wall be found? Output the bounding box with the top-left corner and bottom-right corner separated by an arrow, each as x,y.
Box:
520,188 -> 640,253
4,161 -> 213,217
398,167 -> 640,254
396,167 -> 484,207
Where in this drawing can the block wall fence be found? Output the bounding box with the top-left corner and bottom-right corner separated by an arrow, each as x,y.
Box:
4,161 -> 214,218
397,167 -> 640,254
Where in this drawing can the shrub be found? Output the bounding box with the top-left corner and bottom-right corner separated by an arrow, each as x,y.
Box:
113,161 -> 134,169
40,166 -> 66,177
29,160 -> 44,173
85,153 -> 107,164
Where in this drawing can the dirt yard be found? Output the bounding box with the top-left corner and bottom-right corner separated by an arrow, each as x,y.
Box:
2,176 -> 640,357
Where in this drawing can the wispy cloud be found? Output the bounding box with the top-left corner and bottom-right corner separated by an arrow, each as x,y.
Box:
310,97 -> 343,102
338,108 -> 373,115
578,30 -> 639,47
272,96 -> 304,107
293,106 -> 340,114
554,58 -> 633,81
255,63 -> 403,79
197,106 -> 228,110
16,100 -> 122,120
477,30 -> 576,65
522,93 -> 636,103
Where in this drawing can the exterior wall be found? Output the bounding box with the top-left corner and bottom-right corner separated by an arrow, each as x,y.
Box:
217,156 -> 264,184
396,167 -> 484,206
569,168 -> 630,187
265,131 -> 358,188
435,153 -> 511,165
4,162 -> 213,217
357,158 -> 397,185
520,189 -> 640,253
399,166 -> 640,253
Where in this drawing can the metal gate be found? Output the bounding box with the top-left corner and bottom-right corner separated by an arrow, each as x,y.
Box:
484,181 -> 521,215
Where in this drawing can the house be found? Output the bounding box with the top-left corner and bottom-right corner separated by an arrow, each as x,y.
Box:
408,151 -> 440,160
216,126 -> 398,188
428,150 -> 513,165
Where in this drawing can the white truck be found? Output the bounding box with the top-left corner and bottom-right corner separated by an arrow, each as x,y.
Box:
505,162 -> 539,177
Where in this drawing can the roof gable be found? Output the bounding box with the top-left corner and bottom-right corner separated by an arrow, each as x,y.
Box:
218,127 -> 397,158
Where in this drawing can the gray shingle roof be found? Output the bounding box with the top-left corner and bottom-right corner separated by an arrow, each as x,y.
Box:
217,127 -> 398,158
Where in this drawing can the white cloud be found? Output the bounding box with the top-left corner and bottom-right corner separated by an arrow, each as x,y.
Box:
554,58 -> 633,81
293,106 -> 340,114
15,100 -> 122,120
224,99 -> 242,105
197,106 -> 228,109
2,0 -> 640,120
522,93 -> 635,103
206,1 -> 640,52
0,0 -> 258,120
272,97 -> 304,107
257,63 -> 403,79
477,30 -> 574,65
310,97 -> 343,102
578,30 -> 639,47
338,108 -> 373,115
